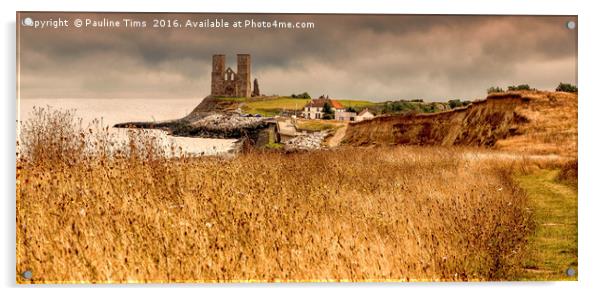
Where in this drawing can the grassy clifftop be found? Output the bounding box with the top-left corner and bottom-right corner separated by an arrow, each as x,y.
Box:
185,96 -> 453,118
217,96 -> 377,117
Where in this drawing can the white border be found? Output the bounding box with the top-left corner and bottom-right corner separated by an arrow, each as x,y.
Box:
2,1 -> 601,295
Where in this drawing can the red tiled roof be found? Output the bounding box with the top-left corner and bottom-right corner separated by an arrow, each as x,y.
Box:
305,98 -> 345,109
330,100 -> 344,109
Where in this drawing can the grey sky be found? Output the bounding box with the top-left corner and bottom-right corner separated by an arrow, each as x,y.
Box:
17,13 -> 577,101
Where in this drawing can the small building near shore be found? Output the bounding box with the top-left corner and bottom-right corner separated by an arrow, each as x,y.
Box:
276,119 -> 298,142
303,96 -> 346,119
355,108 -> 375,121
334,111 -> 357,121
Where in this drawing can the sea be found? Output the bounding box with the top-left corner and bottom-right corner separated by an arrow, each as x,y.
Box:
17,98 -> 237,156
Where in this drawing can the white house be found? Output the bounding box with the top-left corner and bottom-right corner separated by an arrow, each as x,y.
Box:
334,111 -> 357,121
355,108 -> 375,121
303,96 -> 346,119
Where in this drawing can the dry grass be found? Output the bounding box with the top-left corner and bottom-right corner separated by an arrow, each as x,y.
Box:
495,91 -> 578,157
295,119 -> 343,132
556,159 -> 578,188
16,108 -> 567,283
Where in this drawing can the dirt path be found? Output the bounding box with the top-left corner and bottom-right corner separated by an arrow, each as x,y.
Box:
514,169 -> 578,280
327,123 -> 348,147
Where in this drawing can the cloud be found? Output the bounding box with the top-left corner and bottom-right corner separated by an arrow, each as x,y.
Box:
18,13 -> 577,101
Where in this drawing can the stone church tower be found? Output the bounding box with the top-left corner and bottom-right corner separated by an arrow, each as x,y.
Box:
211,54 -> 252,98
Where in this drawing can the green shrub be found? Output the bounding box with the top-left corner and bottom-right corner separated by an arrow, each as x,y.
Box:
507,84 -> 532,91
448,99 -> 463,109
487,86 -> 504,94
264,142 -> 284,149
422,104 -> 436,113
382,101 -> 416,113
555,83 -> 578,93
322,102 -> 334,119
291,92 -> 311,99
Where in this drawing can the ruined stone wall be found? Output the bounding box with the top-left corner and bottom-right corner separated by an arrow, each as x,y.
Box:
211,54 -> 226,96
236,54 -> 251,97
210,54 -> 251,97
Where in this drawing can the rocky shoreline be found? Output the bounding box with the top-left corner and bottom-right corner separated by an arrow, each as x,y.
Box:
114,113 -> 272,138
284,131 -> 329,151
113,96 -> 334,153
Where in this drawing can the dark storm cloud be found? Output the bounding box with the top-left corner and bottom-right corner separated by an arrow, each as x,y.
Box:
17,13 -> 577,100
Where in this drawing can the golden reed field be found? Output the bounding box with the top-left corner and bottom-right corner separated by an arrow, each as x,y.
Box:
16,103 -> 576,283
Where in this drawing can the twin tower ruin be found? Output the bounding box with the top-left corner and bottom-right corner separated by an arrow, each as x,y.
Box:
210,54 -> 259,98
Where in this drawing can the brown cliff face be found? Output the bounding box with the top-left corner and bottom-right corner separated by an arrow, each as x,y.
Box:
342,91 -> 577,157
184,96 -> 240,121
